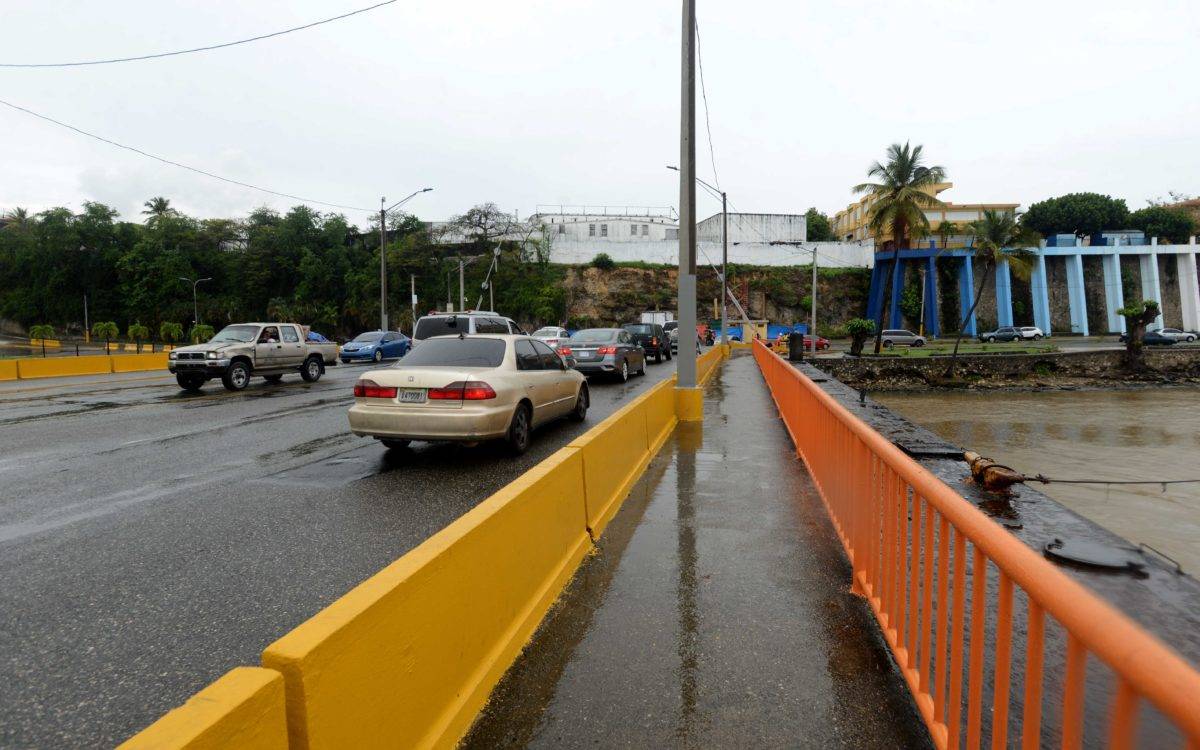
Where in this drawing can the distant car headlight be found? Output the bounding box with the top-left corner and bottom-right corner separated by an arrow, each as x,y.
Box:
169,351 -> 177,359
206,351 -> 219,360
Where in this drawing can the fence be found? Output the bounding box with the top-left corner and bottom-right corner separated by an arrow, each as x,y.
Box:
752,341 -> 1200,749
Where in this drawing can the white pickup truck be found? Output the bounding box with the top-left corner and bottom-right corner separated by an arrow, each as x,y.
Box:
167,322 -> 338,392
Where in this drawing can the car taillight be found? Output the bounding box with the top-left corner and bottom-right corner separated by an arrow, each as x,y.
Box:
353,379 -> 397,399
597,346 -> 617,355
651,337 -> 658,346
428,381 -> 497,400
557,346 -> 572,356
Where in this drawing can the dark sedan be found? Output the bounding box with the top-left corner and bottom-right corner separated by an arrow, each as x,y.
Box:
978,326 -> 1023,343
560,328 -> 646,382
1119,330 -> 1177,346
622,323 -> 672,363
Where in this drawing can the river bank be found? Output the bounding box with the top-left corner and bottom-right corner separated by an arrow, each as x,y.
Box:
813,347 -> 1200,391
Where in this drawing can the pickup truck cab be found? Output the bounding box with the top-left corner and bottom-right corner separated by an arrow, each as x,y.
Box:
168,322 -> 338,392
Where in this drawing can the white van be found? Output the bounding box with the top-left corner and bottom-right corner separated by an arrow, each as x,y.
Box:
412,312 -> 525,346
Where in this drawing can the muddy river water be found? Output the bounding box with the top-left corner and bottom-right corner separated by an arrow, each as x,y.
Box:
876,387 -> 1200,573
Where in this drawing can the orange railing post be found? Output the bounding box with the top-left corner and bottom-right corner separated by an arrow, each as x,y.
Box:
750,340 -> 1200,749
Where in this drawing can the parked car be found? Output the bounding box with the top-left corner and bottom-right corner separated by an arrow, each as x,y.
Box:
562,328 -> 646,381
412,312 -> 524,347
339,330 -> 411,364
532,326 -> 571,350
803,335 -> 831,351
880,329 -> 926,348
622,323 -> 671,363
1121,330 -> 1178,346
978,326 -> 1023,343
1017,326 -> 1045,340
168,322 -> 338,392
665,321 -> 679,351
347,335 -> 587,454
1155,327 -> 1197,343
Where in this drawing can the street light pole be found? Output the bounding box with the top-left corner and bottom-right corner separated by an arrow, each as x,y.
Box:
179,277 -> 212,327
811,247 -> 818,343
379,188 -> 434,331
721,190 -> 728,345
676,0 -> 699,414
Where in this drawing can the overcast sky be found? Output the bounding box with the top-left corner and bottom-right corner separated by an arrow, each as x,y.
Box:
3,0 -> 1198,228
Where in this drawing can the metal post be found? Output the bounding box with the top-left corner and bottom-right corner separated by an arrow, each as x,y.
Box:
721,192 -> 728,345
410,275 -> 417,336
811,246 -> 818,342
192,281 -> 199,327
459,259 -> 465,312
918,265 -> 927,337
380,198 -> 388,331
83,294 -> 89,343
676,0 -> 698,393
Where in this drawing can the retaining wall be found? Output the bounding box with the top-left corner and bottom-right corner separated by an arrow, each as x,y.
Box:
123,346 -> 728,749
1,353 -> 168,380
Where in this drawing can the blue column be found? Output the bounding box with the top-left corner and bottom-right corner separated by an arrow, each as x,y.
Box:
923,255 -> 940,338
1102,252 -> 1125,333
957,255 -> 977,336
889,256 -> 904,328
1031,251 -> 1052,335
1139,252 -> 1164,329
995,258 -> 1013,327
866,262 -> 885,323
1065,253 -> 1088,335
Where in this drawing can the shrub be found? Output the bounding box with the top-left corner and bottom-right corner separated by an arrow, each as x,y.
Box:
590,253 -> 615,271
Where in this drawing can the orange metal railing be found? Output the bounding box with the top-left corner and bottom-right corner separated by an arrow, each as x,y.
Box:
753,341 -> 1200,749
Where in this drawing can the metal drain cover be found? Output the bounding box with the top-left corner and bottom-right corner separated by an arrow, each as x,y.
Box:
1044,538 -> 1146,574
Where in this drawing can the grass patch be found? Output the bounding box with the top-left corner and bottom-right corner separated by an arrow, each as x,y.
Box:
869,342 -> 1058,358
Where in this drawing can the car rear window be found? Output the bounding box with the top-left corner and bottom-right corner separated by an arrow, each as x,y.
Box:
399,338 -> 506,367
414,316 -> 467,339
572,329 -> 620,343
624,324 -> 653,334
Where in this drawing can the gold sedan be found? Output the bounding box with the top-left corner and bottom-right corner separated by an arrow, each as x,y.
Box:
347,334 -> 588,453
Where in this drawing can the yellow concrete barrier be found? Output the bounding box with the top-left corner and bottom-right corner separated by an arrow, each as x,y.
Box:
119,667 -> 288,750
568,396 -> 652,538
15,355 -> 113,379
262,447 -> 594,750
642,378 -> 678,453
30,338 -> 62,348
112,352 -> 169,373
0,360 -> 17,381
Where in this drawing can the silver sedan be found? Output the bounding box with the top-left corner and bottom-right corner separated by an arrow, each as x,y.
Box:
347,334 -> 588,454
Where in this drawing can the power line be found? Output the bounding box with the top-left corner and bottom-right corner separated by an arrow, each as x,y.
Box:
694,19 -> 720,191
0,98 -> 371,212
0,0 -> 397,68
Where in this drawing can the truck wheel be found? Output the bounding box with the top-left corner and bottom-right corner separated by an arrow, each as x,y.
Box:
221,361 -> 250,391
506,404 -> 532,455
263,374 -> 283,384
176,374 -> 205,392
300,356 -> 322,383
655,350 -> 662,364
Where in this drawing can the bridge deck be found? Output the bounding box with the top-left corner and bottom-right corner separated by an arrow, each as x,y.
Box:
464,352 -> 931,748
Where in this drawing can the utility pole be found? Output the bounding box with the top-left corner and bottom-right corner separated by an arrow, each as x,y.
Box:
676,0 -> 699,402
721,190 -> 728,345
410,274 -> 417,335
83,294 -> 90,343
379,198 -> 388,331
918,265 -> 927,337
811,247 -> 818,342
459,258 -> 465,312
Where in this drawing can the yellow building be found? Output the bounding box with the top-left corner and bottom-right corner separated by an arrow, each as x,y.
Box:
831,182 -> 1019,248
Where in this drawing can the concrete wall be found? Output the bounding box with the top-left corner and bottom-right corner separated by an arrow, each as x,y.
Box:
549,238 -> 874,268
697,212 -> 806,243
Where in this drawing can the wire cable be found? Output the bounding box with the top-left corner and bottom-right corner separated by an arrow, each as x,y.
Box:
0,0 -> 397,68
0,98 -> 371,212
694,19 -> 720,191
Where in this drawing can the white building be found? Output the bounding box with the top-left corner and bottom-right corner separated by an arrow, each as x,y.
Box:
528,205 -> 679,242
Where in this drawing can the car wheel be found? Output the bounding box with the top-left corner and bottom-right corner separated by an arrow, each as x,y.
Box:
617,359 -> 629,382
263,374 -> 283,384
381,438 -> 410,450
373,349 -> 383,363
569,385 -> 589,422
637,357 -> 647,376
914,339 -> 925,347
176,374 -> 204,392
506,403 -> 532,455
221,361 -> 250,391
300,356 -> 322,383
987,336 -> 996,343
1188,335 -> 1196,343
666,347 -> 672,360
883,340 -> 894,349
655,350 -> 662,364
1033,334 -> 1042,341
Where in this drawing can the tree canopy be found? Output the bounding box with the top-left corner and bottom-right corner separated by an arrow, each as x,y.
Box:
1021,192 -> 1129,238
804,208 -> 834,242
1128,206 -> 1196,244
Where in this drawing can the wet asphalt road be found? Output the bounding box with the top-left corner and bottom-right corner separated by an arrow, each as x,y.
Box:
0,358 -> 678,748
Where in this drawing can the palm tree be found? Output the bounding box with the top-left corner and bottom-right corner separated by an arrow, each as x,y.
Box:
945,210 -> 1040,376
142,197 -> 174,225
127,323 -> 150,353
854,143 -> 947,353
935,220 -> 958,249
92,321 -> 120,355
29,324 -> 54,357
2,207 -> 31,229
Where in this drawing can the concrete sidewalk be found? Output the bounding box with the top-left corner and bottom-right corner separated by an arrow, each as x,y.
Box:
464,352 -> 930,749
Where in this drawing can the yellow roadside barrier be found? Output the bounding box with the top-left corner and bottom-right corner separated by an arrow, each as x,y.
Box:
16,355 -> 113,379
0,360 -> 17,381
30,338 -> 62,348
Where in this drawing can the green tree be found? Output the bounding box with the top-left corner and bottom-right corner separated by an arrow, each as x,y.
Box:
804,207 -> 835,241
159,321 -> 184,345
189,324 -> 215,343
127,322 -> 150,352
899,282 -> 922,323
935,220 -> 958,249
845,318 -> 874,357
1021,193 -> 1128,239
29,323 -> 54,357
591,253 -> 615,270
3,207 -> 32,229
141,197 -> 175,226
92,320 -> 119,354
854,142 -> 947,354
1128,206 -> 1195,244
945,210 -> 1041,376
1117,300 -> 1160,370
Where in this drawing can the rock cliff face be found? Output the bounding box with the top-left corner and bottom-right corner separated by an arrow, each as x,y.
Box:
558,264 -> 871,330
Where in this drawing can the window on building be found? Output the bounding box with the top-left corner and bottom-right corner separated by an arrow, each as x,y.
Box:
631,224 -> 638,236
642,224 -> 649,236
558,224 -> 565,234
589,224 -> 596,236
600,224 -> 608,237
666,228 -> 679,240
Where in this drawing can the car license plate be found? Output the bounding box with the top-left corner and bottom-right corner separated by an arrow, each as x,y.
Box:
398,388 -> 426,403
575,349 -> 596,360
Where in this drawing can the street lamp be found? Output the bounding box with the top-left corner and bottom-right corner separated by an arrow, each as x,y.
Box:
179,276 -> 212,327
668,165 -> 728,345
379,187 -> 433,331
